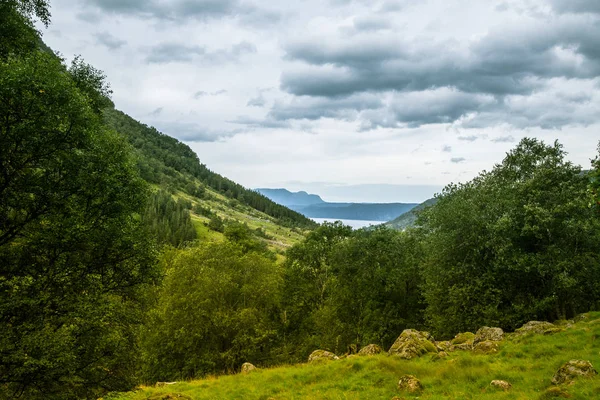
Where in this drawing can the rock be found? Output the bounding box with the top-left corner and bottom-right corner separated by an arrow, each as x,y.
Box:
435,341 -> 452,352
155,382 -> 178,387
573,313 -> 590,323
490,380 -> 511,391
451,332 -> 475,345
241,362 -> 257,374
388,329 -> 438,359
552,359 -> 598,385
473,340 -> 499,354
397,375 -> 423,393
358,344 -> 383,356
515,321 -> 561,336
473,327 -> 504,344
308,349 -> 339,363
148,394 -> 192,400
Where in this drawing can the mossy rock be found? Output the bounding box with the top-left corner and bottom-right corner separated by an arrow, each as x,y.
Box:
474,326 -> 504,344
473,340 -> 499,354
397,374 -> 423,393
451,332 -> 475,345
308,349 -> 339,363
389,329 -> 438,359
358,344 -> 383,356
551,359 -> 597,385
515,321 -> 562,336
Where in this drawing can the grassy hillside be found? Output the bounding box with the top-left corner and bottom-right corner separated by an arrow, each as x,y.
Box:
104,108 -> 316,231
102,108 -> 315,251
110,312 -> 600,400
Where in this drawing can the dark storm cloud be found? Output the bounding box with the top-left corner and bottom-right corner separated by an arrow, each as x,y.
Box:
88,0 -> 237,19
451,157 -> 466,163
282,20 -> 600,98
268,93 -> 383,121
145,41 -> 256,64
94,32 -> 126,50
86,0 -> 279,23
275,15 -> 600,129
149,107 -> 163,116
550,0 -> 600,14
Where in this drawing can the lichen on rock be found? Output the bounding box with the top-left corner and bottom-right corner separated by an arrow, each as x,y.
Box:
388,329 -> 438,359
551,359 -> 597,385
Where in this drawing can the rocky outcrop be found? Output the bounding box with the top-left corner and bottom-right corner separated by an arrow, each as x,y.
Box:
388,329 -> 438,359
551,360 -> 597,385
397,375 -> 423,393
490,380 -> 511,391
241,362 -> 257,374
473,340 -> 499,354
358,344 -> 383,356
515,321 -> 561,336
473,327 -> 504,344
308,350 -> 339,363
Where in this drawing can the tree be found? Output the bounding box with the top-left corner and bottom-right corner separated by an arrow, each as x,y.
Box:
0,1 -> 50,59
419,138 -> 600,338
0,50 -> 158,399
141,243 -> 281,381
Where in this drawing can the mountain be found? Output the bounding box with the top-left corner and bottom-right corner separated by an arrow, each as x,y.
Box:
385,198 -> 438,230
257,188 -> 418,221
255,188 -> 325,207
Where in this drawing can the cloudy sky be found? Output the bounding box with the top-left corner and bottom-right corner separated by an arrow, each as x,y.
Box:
41,0 -> 599,202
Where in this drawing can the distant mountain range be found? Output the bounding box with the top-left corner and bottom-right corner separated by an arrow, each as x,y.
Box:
256,188 -> 418,221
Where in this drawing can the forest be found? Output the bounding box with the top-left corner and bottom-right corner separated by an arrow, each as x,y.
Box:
1,1 -> 600,399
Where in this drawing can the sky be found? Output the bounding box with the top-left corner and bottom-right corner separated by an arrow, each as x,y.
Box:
40,0 -> 600,203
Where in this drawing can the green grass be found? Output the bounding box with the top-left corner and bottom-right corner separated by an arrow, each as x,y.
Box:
108,313 -> 600,400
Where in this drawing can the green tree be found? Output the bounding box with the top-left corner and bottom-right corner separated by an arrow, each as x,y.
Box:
419,138 -> 600,338
0,50 -> 158,399
330,227 -> 425,351
141,243 -> 281,381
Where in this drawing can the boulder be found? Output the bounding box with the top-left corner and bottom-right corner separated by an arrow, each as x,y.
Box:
451,332 -> 475,345
490,380 -> 511,391
388,329 -> 438,359
435,341 -> 452,352
155,382 -> 177,387
552,360 -> 598,385
308,350 -> 339,363
473,340 -> 499,354
397,375 -> 423,393
358,344 -> 383,356
473,327 -> 504,344
241,362 -> 257,374
515,321 -> 561,336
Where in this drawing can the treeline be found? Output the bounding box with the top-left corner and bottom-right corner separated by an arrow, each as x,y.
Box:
103,108 -> 316,229
138,138 -> 600,382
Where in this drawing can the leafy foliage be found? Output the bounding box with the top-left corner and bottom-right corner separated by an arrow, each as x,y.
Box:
419,138 -> 600,337
141,243 -> 281,381
0,14 -> 158,399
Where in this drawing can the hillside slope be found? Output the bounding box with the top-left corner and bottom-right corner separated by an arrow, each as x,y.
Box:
386,198 -> 437,230
112,312 -> 600,400
103,108 -> 316,250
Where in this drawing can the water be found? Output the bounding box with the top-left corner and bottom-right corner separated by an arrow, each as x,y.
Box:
311,218 -> 384,229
